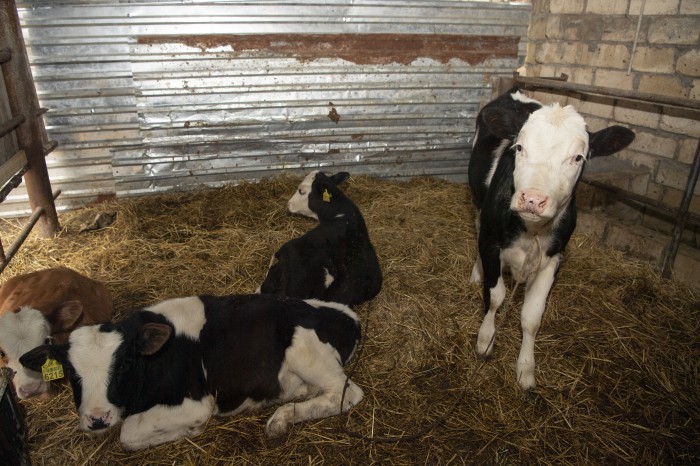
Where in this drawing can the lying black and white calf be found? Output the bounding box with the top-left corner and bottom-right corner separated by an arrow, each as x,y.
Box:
469,87 -> 634,390
259,171 -> 382,307
20,294 -> 363,450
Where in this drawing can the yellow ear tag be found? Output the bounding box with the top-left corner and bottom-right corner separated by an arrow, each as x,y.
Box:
41,358 -> 64,382
322,189 -> 332,203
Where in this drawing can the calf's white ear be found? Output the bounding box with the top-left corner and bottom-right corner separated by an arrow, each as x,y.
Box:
138,323 -> 172,356
588,126 -> 635,158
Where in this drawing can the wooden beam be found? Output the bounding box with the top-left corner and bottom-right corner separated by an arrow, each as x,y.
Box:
0,150 -> 27,189
0,0 -> 59,237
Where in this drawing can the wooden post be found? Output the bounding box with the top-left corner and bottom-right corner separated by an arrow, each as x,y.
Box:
0,0 -> 59,237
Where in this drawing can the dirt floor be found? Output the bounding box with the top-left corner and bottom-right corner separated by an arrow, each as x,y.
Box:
2,174 -> 699,465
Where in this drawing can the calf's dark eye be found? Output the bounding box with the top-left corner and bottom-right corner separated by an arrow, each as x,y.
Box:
515,144 -> 522,152
575,154 -> 584,162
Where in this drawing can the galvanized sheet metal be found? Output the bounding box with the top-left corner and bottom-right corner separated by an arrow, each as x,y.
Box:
2,0 -> 530,217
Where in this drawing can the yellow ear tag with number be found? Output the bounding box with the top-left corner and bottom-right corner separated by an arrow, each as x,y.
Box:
41,358 -> 64,381
322,189 -> 332,203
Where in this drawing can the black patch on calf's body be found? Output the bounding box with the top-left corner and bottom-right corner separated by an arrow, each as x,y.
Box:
199,294 -> 291,412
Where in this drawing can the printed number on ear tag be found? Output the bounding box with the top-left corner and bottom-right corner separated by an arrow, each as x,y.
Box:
41,358 -> 64,381
323,189 -> 332,203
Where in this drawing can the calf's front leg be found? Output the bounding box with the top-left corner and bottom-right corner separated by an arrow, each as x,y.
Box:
119,396 -> 215,450
516,254 -> 560,390
475,247 -> 505,358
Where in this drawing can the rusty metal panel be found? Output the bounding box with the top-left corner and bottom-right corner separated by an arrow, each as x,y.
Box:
1,0 -> 530,216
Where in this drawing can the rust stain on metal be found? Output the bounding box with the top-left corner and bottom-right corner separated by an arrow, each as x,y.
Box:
328,107 -> 340,124
137,33 -> 519,65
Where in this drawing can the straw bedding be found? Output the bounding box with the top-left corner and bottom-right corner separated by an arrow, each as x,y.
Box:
2,175 -> 698,465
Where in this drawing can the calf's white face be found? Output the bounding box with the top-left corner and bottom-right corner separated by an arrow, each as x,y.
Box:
0,308 -> 50,399
68,325 -> 125,433
511,104 -> 588,224
287,170 -> 318,219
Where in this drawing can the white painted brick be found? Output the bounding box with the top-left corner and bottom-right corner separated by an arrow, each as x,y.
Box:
594,69 -> 634,91
691,79 -> 700,100
660,110 -> 700,137
616,149 -> 661,172
677,50 -> 700,77
601,16 -> 644,42
638,75 -> 688,98
614,101 -> 661,128
648,18 -> 700,45
587,0 -> 629,14
631,47 -> 676,74
630,0 -> 680,14
550,0 -> 585,14
678,138 -> 699,164
545,16 -> 563,40
591,44 -> 631,69
629,131 -> 678,158
577,95 -> 615,118
656,159 -> 693,190
646,181 -> 665,201
662,186 -> 700,208
680,0 -> 700,14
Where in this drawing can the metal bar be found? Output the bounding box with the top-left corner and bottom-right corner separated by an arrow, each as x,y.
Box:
0,114 -> 25,139
661,140 -> 700,278
580,177 -> 700,229
514,74 -> 700,111
0,48 -> 9,64
0,0 -> 60,237
0,238 -> 5,263
0,189 -> 61,275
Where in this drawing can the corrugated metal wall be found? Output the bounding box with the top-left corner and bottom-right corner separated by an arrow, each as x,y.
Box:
2,0 -> 530,216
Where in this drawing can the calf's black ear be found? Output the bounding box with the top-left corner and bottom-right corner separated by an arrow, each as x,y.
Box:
588,126 -> 635,158
139,323 -> 172,356
19,345 -> 61,372
329,172 -> 350,186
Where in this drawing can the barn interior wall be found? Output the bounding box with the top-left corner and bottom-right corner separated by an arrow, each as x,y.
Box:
1,0 -> 530,217
523,0 -> 700,289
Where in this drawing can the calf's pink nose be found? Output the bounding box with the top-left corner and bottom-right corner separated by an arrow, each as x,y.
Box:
518,190 -> 548,214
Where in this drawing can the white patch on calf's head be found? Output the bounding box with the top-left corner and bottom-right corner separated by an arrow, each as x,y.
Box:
0,307 -> 51,398
68,325 -> 124,432
145,296 -> 205,340
511,104 -> 589,223
287,171 -> 319,219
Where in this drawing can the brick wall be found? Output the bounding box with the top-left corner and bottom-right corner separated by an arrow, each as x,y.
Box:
524,0 -> 700,251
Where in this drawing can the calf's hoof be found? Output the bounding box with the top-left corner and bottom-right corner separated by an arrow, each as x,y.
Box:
265,404 -> 294,439
516,362 -> 536,391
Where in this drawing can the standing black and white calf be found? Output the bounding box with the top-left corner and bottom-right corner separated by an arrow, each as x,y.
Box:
259,171 -> 382,307
469,87 -> 634,390
20,294 -> 363,450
